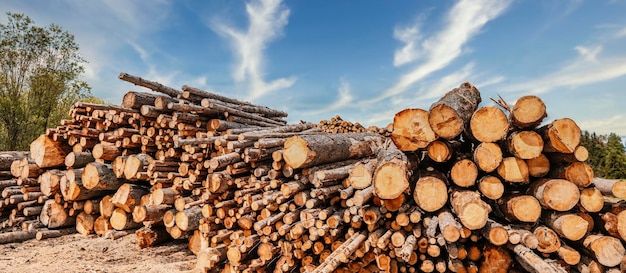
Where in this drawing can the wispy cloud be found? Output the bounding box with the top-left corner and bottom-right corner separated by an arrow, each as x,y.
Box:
367,0 -> 511,103
615,26 -> 626,38
306,79 -> 354,115
212,0 -> 296,101
579,115 -> 626,135
502,45 -> 626,93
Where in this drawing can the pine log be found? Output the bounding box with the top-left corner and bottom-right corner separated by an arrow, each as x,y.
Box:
40,199 -> 76,229
40,169 -> 64,197
30,134 -> 71,168
94,215 -> 113,236
132,204 -> 170,223
579,187 -> 604,213
118,72 -> 181,98
121,91 -> 159,109
583,234 -> 625,267
66,168 -> 112,201
428,82 -> 482,140
283,133 -> 382,169
20,159 -> 43,178
438,210 -> 462,243
136,225 -> 170,248
152,187 -> 180,205
426,140 -> 457,162
176,206 -> 204,231
526,154 -> 550,178
83,162 -> 123,190
124,153 -> 153,180
373,142 -> 418,200
497,157 -> 529,183
510,95 -> 547,129
110,183 -> 149,213
450,190 -> 491,230
36,227 -> 76,240
538,118 -> 581,153
391,108 -> 437,151
547,145 -> 589,163
593,178 -> 626,199
551,162 -> 594,188
0,151 -> 28,170
529,178 -> 580,211
510,244 -> 567,273
507,131 -> 544,159
499,195 -> 541,223
533,226 -> 561,253
473,142 -> 502,173
99,195 -> 115,218
469,107 -> 509,143
413,172 -> 448,212
65,151 -> 95,168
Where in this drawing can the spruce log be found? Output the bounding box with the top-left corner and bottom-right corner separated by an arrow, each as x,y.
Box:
176,206 -> 204,231
110,207 -> 142,230
450,190 -> 491,230
0,230 -> 37,244
593,178 -> 626,199
36,227 -> 76,240
373,142 -> 418,200
121,91 -> 159,109
551,162 -> 594,188
526,154 -> 550,178
65,152 -> 95,168
469,107 -> 509,143
478,175 -> 504,200
529,179 -> 580,211
132,204 -> 170,223
283,133 -> 382,169
499,195 -> 541,223
346,159 -> 377,190
110,183 -> 149,213
428,82 -> 482,140
545,212 -> 588,241
92,142 -> 121,161
450,158 -> 478,188
76,211 -> 95,235
40,169 -> 64,197
124,153 -> 153,180
30,134 -> 71,168
538,118 -> 581,153
391,108 -> 437,151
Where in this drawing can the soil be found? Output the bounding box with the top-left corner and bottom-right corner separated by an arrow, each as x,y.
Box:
0,233 -> 197,273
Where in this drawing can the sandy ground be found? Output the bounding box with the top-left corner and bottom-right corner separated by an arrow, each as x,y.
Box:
0,233 -> 197,273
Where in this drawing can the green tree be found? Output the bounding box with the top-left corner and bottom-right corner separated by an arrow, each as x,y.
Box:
0,12 -> 92,150
602,133 -> 626,179
581,131 -> 607,177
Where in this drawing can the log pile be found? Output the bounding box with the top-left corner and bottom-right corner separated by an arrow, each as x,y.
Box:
1,77 -> 625,273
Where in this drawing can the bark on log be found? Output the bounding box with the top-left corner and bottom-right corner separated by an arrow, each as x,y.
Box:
118,72 -> 181,98
110,183 -> 149,213
65,151 -> 95,168
0,230 -> 37,244
110,207 -> 142,230
36,227 -> 76,240
347,159 -> 377,190
121,91 -> 159,109
283,133 -> 382,169
391,108 -> 437,151
545,212 -> 588,241
76,211 -> 95,235
0,151 -> 28,170
136,225 -> 170,248
479,245 -> 512,273
428,82 -> 482,140
92,142 -> 121,161
593,178 -> 626,199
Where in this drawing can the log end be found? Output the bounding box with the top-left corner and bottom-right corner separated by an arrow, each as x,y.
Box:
457,202 -> 489,230
545,118 -> 581,153
542,179 -> 580,211
470,107 -> 509,143
391,108 -> 437,151
373,161 -> 409,200
283,136 -> 314,169
428,104 -> 463,140
511,95 -> 547,128
414,176 -> 448,212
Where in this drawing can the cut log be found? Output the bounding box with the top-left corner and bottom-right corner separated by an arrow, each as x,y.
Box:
30,134 -> 71,168
533,226 -> 561,254
40,199 -> 76,229
583,234 -> 625,267
36,227 -> 76,240
450,159 -> 478,188
64,151 -> 95,168
83,162 -> 123,190
469,107 -> 509,143
176,206 -> 204,231
497,157 -> 529,183
124,153 -> 153,180
477,175 -> 504,200
450,190 -> 491,230
551,162 -> 594,188
538,118 -> 581,153
438,210 -> 462,243
506,131 -> 544,159
391,108 -> 437,151
428,82 -> 482,140
0,230 -> 37,244
413,172 -> 448,212
473,142 -> 503,173
373,142 -> 418,200
579,187 -> 604,213
136,225 -> 170,248
92,142 -> 121,161
510,95 -> 547,129
526,154 -> 550,178
121,91 -> 159,109
510,244 -> 567,273
499,195 -> 541,223
0,151 -> 28,170
547,145 -> 589,163
76,211 -> 96,235
545,212 -> 588,241
110,183 -> 149,213
110,207 -> 142,230
480,245 -> 512,273
132,204 -> 170,223
529,179 -> 580,211
347,159 -> 377,190
118,72 -> 181,98
283,133 -> 382,169
40,169 -> 64,197
593,178 -> 626,199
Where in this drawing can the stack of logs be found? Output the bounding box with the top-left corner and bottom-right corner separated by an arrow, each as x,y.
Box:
0,76 -> 625,273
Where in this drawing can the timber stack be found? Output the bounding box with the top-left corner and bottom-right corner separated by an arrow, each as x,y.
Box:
0,76 -> 624,273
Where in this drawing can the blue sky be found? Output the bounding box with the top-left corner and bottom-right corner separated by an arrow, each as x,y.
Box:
2,0 -> 626,139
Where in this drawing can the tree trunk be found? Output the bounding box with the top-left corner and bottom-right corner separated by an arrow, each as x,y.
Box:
545,212 -> 588,241
473,142 -> 502,173
510,95 -> 547,129
583,234 -> 625,267
499,195 -> 541,223
497,157 -> 529,183
121,91 -> 159,109
118,72 -> 182,98
593,178 -> 626,199
428,82 -> 482,140
136,225 -> 170,248
0,151 -> 28,170
64,151 -> 95,168
391,108 -> 437,151
110,183 -> 149,213
283,133 -> 382,169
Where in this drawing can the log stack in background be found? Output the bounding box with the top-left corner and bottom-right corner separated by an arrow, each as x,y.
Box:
1,77 -> 625,273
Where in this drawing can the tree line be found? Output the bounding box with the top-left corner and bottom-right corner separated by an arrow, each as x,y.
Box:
581,131 -> 626,179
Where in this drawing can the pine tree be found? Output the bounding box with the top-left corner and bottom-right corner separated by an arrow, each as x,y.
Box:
602,133 -> 626,179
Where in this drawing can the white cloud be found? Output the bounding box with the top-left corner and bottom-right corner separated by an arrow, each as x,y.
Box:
367,0 -> 511,104
306,79 -> 354,115
579,115 -> 626,135
615,26 -> 626,38
393,24 -> 421,66
502,45 -> 626,94
211,0 -> 296,101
